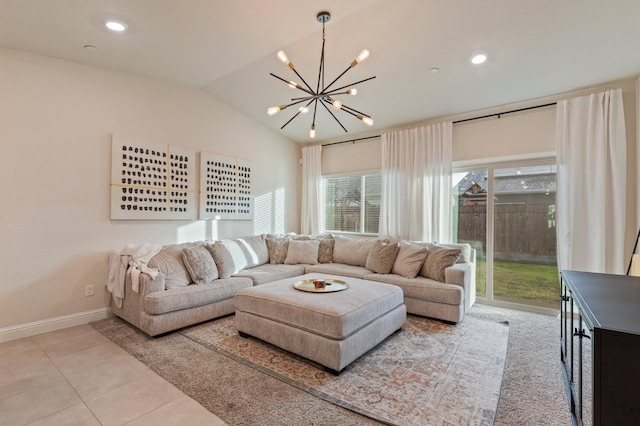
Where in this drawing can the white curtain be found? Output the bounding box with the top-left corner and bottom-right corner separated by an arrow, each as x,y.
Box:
301,145 -> 323,235
556,89 -> 627,273
378,122 -> 453,242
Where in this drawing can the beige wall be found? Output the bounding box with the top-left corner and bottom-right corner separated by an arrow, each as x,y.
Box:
0,47 -> 301,333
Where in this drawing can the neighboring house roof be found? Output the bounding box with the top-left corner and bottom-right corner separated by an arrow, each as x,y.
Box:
456,170 -> 556,196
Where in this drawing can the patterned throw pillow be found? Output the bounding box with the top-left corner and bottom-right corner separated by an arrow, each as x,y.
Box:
284,240 -> 320,265
420,245 -> 461,282
365,240 -> 400,274
181,246 -> 218,285
391,241 -> 429,279
317,237 -> 335,264
266,236 -> 289,264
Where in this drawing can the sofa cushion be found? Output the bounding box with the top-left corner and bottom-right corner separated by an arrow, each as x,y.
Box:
235,264 -> 306,286
285,240 -> 319,265
207,242 -> 240,278
144,277 -> 252,315
364,273 -> 463,306
266,235 -> 289,264
148,243 -> 195,289
234,235 -> 269,267
441,243 -> 471,264
181,245 -> 218,285
411,241 -> 472,264
365,240 -> 400,274
420,245 -> 461,282
332,235 -> 377,267
304,263 -> 372,279
391,241 -> 428,278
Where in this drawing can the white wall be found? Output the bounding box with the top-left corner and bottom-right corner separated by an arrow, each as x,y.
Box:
0,47 -> 301,333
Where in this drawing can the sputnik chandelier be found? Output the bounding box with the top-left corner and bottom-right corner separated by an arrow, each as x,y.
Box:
267,11 -> 375,139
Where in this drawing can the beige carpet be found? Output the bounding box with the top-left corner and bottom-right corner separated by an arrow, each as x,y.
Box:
92,311 -> 508,426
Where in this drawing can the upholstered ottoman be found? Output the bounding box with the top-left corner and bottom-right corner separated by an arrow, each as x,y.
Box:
234,273 -> 406,374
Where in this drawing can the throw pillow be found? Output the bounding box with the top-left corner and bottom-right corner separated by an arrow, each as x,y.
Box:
440,243 -> 471,263
284,240 -> 320,265
206,242 -> 237,279
317,236 -> 335,264
420,245 -> 461,282
234,235 -> 269,267
265,236 -> 289,264
181,245 -> 219,285
391,241 -> 429,279
365,240 -> 400,274
148,243 -> 194,289
332,235 -> 377,267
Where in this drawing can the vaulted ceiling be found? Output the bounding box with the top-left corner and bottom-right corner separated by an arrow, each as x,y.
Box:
1,0 -> 639,143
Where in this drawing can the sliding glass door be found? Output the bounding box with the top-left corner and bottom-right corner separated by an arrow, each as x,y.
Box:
453,159 -> 558,312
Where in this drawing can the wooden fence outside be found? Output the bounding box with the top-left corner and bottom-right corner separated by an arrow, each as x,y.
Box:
457,204 -> 557,264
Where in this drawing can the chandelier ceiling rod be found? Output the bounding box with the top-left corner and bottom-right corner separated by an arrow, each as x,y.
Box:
267,11 -> 376,139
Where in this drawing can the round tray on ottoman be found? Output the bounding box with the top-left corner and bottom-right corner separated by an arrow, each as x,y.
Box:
293,278 -> 348,293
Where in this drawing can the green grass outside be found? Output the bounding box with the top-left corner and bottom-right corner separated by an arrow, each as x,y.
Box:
475,259 -> 559,309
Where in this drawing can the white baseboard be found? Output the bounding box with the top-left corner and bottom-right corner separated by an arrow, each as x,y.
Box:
0,308 -> 113,344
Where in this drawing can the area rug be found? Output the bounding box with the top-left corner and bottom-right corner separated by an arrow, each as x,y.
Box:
180,314 -> 509,426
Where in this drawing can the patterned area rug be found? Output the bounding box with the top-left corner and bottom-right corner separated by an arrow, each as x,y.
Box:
181,313 -> 509,426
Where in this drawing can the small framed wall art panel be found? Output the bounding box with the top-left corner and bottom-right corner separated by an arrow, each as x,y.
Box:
199,152 -> 254,220
110,134 -> 196,220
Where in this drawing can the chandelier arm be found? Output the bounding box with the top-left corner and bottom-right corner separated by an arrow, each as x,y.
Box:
283,99 -> 312,109
280,110 -> 304,130
291,68 -> 316,94
322,66 -> 353,93
291,95 -> 319,101
319,100 -> 348,132
270,73 -> 314,96
341,103 -> 370,118
322,76 -> 377,96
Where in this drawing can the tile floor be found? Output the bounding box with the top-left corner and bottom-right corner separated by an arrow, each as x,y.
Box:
0,324 -> 226,426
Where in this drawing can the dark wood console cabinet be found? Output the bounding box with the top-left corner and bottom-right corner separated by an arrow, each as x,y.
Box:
560,270 -> 640,426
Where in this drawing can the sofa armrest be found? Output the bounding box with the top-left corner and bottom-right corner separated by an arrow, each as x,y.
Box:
444,257 -> 476,312
138,273 -> 166,295
444,262 -> 470,286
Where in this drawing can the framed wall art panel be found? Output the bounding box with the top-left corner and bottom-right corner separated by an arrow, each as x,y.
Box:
199,152 -> 253,220
110,134 -> 196,220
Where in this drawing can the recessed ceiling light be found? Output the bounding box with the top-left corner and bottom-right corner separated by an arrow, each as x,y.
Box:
429,67 -> 439,74
105,20 -> 127,32
471,54 -> 487,65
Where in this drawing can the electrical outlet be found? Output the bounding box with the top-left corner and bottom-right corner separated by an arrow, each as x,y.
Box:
85,284 -> 94,297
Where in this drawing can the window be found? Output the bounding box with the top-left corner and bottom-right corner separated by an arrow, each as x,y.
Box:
322,173 -> 381,234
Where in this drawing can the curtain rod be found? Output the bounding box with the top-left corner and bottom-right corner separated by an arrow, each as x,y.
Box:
452,102 -> 556,124
321,135 -> 381,147
321,102 -> 557,147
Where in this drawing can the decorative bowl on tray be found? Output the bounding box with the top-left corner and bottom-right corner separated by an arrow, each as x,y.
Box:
293,278 -> 349,293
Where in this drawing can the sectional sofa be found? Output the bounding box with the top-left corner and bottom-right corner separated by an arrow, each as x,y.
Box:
109,233 -> 476,336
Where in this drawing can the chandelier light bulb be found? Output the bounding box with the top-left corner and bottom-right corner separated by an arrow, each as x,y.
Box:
299,106 -> 308,113
267,105 -> 285,116
347,88 -> 357,95
277,50 -> 294,69
288,81 -> 298,89
357,115 -> 374,126
332,100 -> 343,110
310,124 -> 316,138
351,50 -> 370,67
